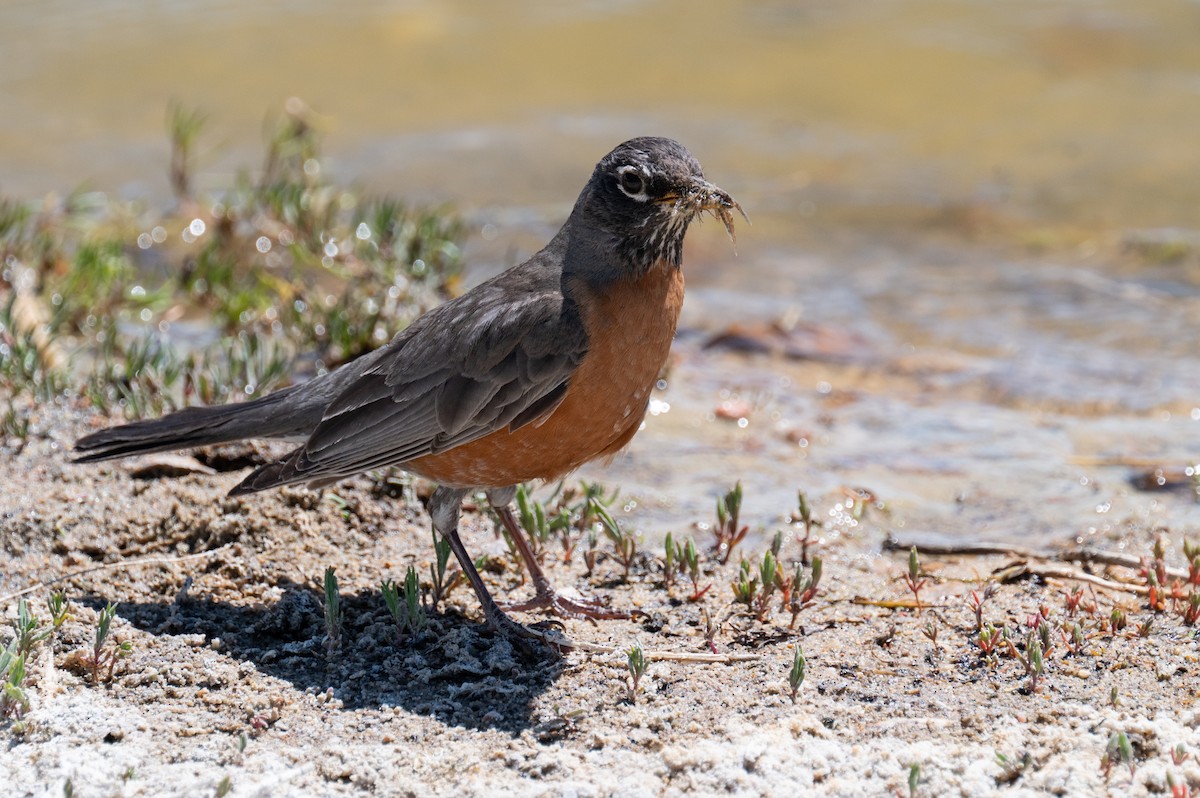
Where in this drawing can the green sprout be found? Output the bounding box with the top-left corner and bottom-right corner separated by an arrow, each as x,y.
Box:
381,566 -> 426,637
322,567 -> 341,653
12,597 -> 52,657
1,639 -> 30,719
793,490 -> 819,564
732,558 -> 759,610
1109,607 -> 1127,634
428,529 -> 463,609
625,641 -> 648,704
788,646 -> 807,704
663,531 -> 679,590
515,483 -> 554,560
1101,731 -> 1136,780
787,556 -> 822,628
598,503 -> 637,581
48,591 -> 70,628
682,536 -> 710,602
90,602 -> 132,684
713,482 -> 749,565
1026,634 -> 1044,694
904,546 -> 928,613
908,763 -> 922,797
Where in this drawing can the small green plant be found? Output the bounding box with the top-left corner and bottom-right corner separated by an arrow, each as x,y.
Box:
167,101 -> 207,201
322,567 -> 341,653
730,549 -> 793,622
1,638 -> 30,719
994,751 -> 1031,784
582,527 -> 600,577
563,482 -> 619,564
713,482 -> 749,565
511,481 -> 620,567
1109,607 -> 1127,634
732,558 -> 760,611
3,594 -> 71,718
1101,731 -> 1136,780
1062,622 -> 1087,656
1185,538 -> 1200,585
0,292 -> 68,403
786,556 -> 822,628
663,531 -> 679,590
1172,743 -> 1191,766
598,504 -> 637,581
1184,592 -> 1200,626
978,623 -> 1000,657
1036,614 -> 1053,656
1136,617 -> 1153,638
428,529 -> 463,610
89,602 -> 132,685
907,762 -> 922,797
770,529 -> 784,559
792,490 -> 819,564
12,597 -> 53,657
700,605 -> 720,653
1147,570 -> 1166,613
757,549 -> 782,619
381,566 -> 426,637
215,775 -> 233,798
1026,634 -> 1044,693
967,582 -> 995,631
1063,585 -> 1084,616
514,483 -> 554,561
999,628 -> 1047,693
326,492 -> 354,521
47,591 -> 70,628
904,546 -> 928,614
787,645 -> 806,704
681,537 -> 710,602
922,620 -> 941,658
1,400 -> 30,444
625,641 -> 648,704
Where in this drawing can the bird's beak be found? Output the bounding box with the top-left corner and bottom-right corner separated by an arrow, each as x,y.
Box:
667,178 -> 749,245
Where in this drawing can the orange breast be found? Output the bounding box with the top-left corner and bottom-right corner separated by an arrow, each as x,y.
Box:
407,264 -> 685,488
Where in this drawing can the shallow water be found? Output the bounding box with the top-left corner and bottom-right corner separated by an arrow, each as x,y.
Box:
5,0 -> 1199,546
583,238 -> 1200,547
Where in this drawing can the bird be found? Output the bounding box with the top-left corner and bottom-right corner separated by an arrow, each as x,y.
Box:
74,136 -> 743,644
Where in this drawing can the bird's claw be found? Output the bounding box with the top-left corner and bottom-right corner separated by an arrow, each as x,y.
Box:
502,589 -> 630,622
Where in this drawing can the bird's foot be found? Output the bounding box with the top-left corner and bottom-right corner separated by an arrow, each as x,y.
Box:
502,585 -> 629,621
482,605 -> 571,656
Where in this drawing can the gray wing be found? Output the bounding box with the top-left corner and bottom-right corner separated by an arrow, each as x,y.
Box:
231,261 -> 586,493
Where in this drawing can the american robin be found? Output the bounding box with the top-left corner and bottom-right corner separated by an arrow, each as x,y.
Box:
75,136 -> 743,642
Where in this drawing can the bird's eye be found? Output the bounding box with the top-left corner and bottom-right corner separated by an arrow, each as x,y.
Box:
617,167 -> 648,200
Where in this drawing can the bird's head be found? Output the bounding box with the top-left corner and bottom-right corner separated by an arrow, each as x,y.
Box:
569,137 -> 744,279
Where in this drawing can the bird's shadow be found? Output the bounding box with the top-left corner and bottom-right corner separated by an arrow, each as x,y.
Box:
88,584 -> 564,735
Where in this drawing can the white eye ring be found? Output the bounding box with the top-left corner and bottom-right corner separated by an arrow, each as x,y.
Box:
616,165 -> 650,202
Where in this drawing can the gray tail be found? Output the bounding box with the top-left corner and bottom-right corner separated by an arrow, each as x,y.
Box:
73,386 -> 312,463
227,447 -> 312,496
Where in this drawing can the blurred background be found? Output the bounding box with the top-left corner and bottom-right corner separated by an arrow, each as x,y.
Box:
7,1 -> 1200,237
4,0 -> 1198,543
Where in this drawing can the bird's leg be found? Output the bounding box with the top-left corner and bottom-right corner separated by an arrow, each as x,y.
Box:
487,488 -> 629,620
429,486 -> 541,642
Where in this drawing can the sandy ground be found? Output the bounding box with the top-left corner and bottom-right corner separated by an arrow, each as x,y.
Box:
2,400 -> 1200,798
